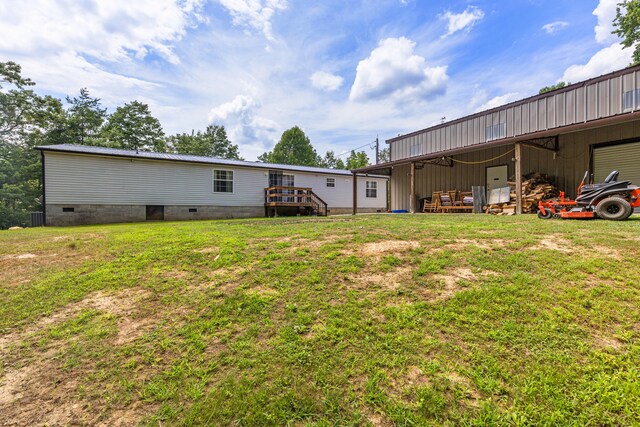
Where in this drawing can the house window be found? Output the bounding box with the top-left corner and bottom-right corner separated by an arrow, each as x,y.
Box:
485,123 -> 506,141
213,170 -> 234,193
623,89 -> 640,111
366,181 -> 377,198
326,177 -> 336,188
410,143 -> 422,157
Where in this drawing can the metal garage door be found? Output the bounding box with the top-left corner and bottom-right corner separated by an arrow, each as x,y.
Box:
593,142 -> 640,186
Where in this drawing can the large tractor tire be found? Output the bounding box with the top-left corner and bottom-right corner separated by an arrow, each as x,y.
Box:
595,196 -> 633,220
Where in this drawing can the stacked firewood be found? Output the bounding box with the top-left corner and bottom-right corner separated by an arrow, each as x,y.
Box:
486,173 -> 559,215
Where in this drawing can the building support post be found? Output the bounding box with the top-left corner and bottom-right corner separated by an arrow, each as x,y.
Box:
410,162 -> 416,214
352,173 -> 358,215
515,142 -> 523,215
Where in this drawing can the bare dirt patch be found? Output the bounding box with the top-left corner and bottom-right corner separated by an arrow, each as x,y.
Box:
423,267 -> 492,302
350,267 -> 413,291
590,246 -> 622,259
0,288 -> 158,426
447,371 -> 482,403
0,245 -> 106,289
0,253 -> 38,260
195,246 -> 219,254
592,333 -> 624,350
446,238 -> 506,251
531,235 -> 574,253
0,288 -> 152,356
361,240 -> 419,256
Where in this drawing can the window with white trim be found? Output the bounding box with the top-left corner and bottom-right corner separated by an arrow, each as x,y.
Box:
213,170 -> 234,193
485,123 -> 506,141
366,181 -> 377,198
326,177 -> 336,188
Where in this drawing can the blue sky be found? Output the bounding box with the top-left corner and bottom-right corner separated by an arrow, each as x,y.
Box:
0,0 -> 632,160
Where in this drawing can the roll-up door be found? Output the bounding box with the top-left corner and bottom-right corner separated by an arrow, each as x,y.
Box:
593,142 -> 640,187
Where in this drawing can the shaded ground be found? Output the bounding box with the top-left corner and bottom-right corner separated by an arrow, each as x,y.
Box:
1,215 -> 639,426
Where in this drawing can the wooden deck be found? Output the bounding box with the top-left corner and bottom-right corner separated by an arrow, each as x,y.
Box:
264,186 -> 328,216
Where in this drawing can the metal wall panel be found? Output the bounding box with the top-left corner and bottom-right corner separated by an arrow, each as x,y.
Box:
556,93 -> 565,127
566,90 -> 576,125
598,80 -> 610,118
538,99 -> 547,130
387,69 -> 639,161
506,108 -> 514,137
576,87 -> 586,122
513,105 -> 522,135
610,76 -> 622,115
529,100 -> 538,131
547,96 -> 556,129
623,72 -> 634,92
587,84 -> 598,120
521,102 -> 530,134
462,121 -> 468,146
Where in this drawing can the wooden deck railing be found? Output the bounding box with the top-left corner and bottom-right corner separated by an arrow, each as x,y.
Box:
264,186 -> 328,216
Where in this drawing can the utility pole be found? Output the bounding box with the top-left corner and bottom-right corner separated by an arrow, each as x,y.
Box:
375,135 -> 379,164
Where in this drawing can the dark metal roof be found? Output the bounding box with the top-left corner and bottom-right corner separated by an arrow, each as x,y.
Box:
387,64 -> 640,144
37,144 -> 387,178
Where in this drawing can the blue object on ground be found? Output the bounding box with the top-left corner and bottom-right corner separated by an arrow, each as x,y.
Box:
391,210 -> 409,213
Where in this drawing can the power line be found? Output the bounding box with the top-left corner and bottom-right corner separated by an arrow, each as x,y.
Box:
335,141 -> 377,158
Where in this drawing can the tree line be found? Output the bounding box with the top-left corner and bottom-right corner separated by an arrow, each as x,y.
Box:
0,61 -> 381,228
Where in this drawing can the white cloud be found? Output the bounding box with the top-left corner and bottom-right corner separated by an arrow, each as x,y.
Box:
542,21 -> 569,34
593,0 -> 619,44
440,6 -> 484,37
560,1 -> 631,84
14,52 -> 160,105
218,0 -> 287,41
0,0 -> 205,65
349,37 -> 448,103
208,95 -> 280,158
310,71 -> 344,92
562,43 -> 633,82
478,93 -> 520,112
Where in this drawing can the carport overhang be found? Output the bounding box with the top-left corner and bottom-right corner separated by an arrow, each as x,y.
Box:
351,110 -> 640,214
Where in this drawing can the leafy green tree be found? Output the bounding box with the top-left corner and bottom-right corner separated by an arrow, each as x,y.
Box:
66,88 -> 107,145
0,62 -> 53,141
336,158 -> 346,169
169,125 -> 243,159
346,150 -> 370,170
258,126 -> 319,166
614,0 -> 640,65
539,82 -> 568,94
378,147 -> 390,163
102,101 -> 165,151
318,150 -> 339,168
0,62 -> 68,228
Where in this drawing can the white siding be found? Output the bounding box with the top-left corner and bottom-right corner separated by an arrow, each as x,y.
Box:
45,152 -> 387,210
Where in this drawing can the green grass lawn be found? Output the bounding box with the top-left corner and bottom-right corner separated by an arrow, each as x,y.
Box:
1,214 -> 639,426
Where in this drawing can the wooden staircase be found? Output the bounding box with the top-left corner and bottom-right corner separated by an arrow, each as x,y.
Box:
264,186 -> 328,216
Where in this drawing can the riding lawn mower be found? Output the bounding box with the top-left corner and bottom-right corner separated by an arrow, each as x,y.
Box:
537,170 -> 640,220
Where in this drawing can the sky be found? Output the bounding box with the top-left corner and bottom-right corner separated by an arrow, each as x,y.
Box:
0,0 -> 634,161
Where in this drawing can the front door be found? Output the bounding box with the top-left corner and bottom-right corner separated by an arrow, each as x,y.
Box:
486,165 -> 508,195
